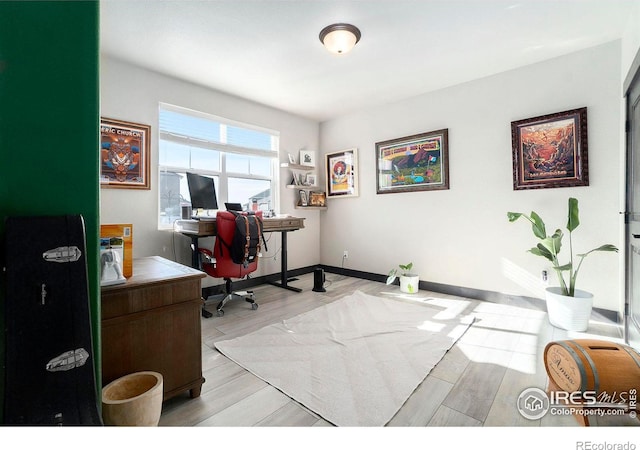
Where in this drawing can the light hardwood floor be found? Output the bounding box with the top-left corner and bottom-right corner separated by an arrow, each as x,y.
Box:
158,273 -> 637,428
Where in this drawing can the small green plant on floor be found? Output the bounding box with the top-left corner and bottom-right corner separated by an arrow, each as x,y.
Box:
386,262 -> 414,285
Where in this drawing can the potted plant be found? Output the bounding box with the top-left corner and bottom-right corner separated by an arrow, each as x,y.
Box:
507,197 -> 618,331
386,262 -> 419,294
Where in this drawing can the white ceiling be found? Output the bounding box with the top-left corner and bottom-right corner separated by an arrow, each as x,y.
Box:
100,0 -> 637,122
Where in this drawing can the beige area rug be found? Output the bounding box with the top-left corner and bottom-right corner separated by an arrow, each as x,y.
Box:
214,290 -> 474,426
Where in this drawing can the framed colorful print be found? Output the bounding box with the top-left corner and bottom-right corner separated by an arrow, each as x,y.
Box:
325,148 -> 358,198
375,129 -> 449,194
511,107 -> 588,190
100,117 -> 151,189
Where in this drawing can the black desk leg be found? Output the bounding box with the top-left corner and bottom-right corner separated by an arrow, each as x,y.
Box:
267,230 -> 302,292
190,235 -> 200,269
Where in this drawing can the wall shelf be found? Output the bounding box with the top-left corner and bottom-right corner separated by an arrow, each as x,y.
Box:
286,184 -> 321,190
280,163 -> 315,171
295,205 -> 327,210
281,159 -> 326,210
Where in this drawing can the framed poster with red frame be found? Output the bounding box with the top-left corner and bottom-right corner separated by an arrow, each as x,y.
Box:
100,117 -> 151,189
511,107 -> 588,190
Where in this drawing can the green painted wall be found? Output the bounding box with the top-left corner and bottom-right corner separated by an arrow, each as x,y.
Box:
0,1 -> 100,421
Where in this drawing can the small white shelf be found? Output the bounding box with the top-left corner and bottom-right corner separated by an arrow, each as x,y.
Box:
280,163 -> 315,171
286,184 -> 321,190
295,205 -> 327,210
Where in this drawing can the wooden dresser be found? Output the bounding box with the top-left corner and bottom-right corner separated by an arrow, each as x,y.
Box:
101,256 -> 206,401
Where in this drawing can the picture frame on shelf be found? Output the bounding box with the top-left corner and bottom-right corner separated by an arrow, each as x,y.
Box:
510,107 -> 588,190
288,153 -> 296,164
305,174 -> 317,186
290,173 -> 305,186
310,191 -> 326,207
299,150 -> 315,167
299,190 -> 308,207
375,129 -> 449,194
100,117 -> 151,189
325,148 -> 359,198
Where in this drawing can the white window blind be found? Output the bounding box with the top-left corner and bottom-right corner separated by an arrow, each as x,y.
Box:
158,103 -> 279,228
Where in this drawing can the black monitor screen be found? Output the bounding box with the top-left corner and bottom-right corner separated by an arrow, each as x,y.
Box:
186,172 -> 219,210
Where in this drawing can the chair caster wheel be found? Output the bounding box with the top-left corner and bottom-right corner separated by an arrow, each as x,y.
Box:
217,309 -> 224,317
251,303 -> 259,310
202,308 -> 213,319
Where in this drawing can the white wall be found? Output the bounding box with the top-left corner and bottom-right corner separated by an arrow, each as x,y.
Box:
621,1 -> 640,78
100,56 -> 321,286
319,41 -> 623,313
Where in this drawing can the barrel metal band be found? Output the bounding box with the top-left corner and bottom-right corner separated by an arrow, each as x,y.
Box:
556,341 -> 589,392
569,340 -> 600,393
622,345 -> 640,369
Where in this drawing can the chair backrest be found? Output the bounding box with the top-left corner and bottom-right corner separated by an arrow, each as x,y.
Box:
210,210 -> 262,279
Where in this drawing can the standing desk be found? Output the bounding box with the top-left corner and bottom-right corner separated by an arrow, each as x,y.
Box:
176,215 -> 305,292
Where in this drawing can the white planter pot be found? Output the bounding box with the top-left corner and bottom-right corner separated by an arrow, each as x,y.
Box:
545,287 -> 593,332
399,274 -> 419,294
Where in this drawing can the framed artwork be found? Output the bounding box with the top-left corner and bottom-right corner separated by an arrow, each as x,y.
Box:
288,153 -> 296,164
310,191 -> 326,207
300,150 -> 315,167
299,190 -> 308,206
100,117 -> 151,189
325,148 -> 359,198
511,107 -> 588,190
305,173 -> 317,186
375,129 -> 449,194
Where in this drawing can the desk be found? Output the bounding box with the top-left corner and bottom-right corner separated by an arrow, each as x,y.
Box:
101,256 -> 206,401
176,215 -> 305,292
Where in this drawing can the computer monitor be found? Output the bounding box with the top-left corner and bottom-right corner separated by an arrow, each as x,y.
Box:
186,172 -> 218,212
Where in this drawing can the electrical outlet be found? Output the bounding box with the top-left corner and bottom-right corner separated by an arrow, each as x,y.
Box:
343,250 -> 349,259
542,269 -> 548,284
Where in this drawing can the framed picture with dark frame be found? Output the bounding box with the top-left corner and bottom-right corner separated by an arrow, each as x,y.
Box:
299,190 -> 308,207
100,117 -> 151,189
326,148 -> 359,198
375,129 -> 449,194
511,107 -> 588,190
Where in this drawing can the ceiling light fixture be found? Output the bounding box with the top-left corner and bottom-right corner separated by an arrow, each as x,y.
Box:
319,23 -> 361,55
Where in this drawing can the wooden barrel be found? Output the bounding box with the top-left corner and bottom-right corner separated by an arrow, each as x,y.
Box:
544,339 -> 640,395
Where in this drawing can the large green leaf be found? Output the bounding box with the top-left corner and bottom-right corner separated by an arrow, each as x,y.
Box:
576,244 -> 619,257
567,197 -> 580,232
507,212 -> 522,222
530,244 -> 554,262
530,211 -> 547,239
538,229 -> 563,257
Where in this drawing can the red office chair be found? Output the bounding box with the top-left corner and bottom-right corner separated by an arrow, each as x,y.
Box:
198,210 -> 262,317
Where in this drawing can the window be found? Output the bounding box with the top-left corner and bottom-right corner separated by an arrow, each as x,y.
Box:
158,104 -> 279,228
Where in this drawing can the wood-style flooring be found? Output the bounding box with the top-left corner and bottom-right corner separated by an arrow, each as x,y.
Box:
158,273 -> 637,428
